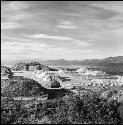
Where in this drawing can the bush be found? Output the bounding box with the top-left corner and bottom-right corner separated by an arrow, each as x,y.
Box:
1,91 -> 122,124
36,92 -> 122,124
1,99 -> 22,124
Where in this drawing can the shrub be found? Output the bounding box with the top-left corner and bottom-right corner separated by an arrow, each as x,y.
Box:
1,90 -> 122,124
35,92 -> 122,124
1,99 -> 22,124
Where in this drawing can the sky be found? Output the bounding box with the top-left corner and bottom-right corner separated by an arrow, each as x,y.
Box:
1,1 -> 123,61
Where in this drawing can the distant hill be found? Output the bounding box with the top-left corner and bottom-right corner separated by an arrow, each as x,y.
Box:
2,56 -> 123,66
40,56 -> 123,75
101,56 -> 123,64
40,56 -> 123,66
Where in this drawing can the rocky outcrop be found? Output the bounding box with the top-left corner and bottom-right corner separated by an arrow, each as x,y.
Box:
33,70 -> 52,82
1,66 -> 13,79
76,67 -> 106,76
33,70 -> 62,83
12,62 -> 51,71
50,80 -> 61,88
12,62 -> 29,71
116,76 -> 123,86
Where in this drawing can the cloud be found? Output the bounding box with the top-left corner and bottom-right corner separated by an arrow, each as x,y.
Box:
60,13 -> 81,17
94,10 -> 118,20
83,50 -> 93,53
1,41 -> 47,55
30,34 -> 72,40
1,36 -> 91,61
1,22 -> 23,30
9,14 -> 33,22
74,40 -> 90,47
2,1 -> 30,12
56,20 -> 77,29
29,34 -> 90,47
1,2 -> 30,31
1,41 -> 76,60
57,25 -> 77,29
1,36 -> 33,43
2,1 -> 121,60
1,2 -> 33,30
1,40 -> 49,61
58,20 -> 74,26
91,2 -> 123,13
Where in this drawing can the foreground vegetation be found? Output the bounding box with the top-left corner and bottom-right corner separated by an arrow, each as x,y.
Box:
1,91 -> 123,124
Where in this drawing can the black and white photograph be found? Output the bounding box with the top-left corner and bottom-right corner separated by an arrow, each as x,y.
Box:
1,1 -> 123,124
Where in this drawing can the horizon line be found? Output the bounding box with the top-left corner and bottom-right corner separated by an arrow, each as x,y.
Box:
1,56 -> 123,63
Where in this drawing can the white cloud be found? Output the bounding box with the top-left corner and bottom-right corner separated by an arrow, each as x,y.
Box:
2,1 -> 30,12
1,22 -> 23,30
1,36 -> 37,45
59,20 -> 74,25
73,39 -> 90,47
56,20 -> 77,29
1,2 -> 31,30
82,50 -> 93,53
29,34 -> 90,47
30,34 -> 72,40
1,39 -> 91,61
1,42 -> 74,60
73,49 -> 94,53
1,41 -> 48,61
9,14 -> 32,22
1,41 -> 47,53
60,13 -> 81,17
57,25 -> 77,29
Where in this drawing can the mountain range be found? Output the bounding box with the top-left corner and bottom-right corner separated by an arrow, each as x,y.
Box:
42,56 -> 123,66
2,56 -> 123,67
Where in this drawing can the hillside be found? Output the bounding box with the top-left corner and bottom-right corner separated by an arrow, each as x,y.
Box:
1,76 -> 47,97
40,56 -> 123,66
2,56 -> 123,67
102,56 -> 123,64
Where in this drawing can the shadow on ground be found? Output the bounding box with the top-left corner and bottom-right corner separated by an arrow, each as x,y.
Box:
47,88 -> 73,99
